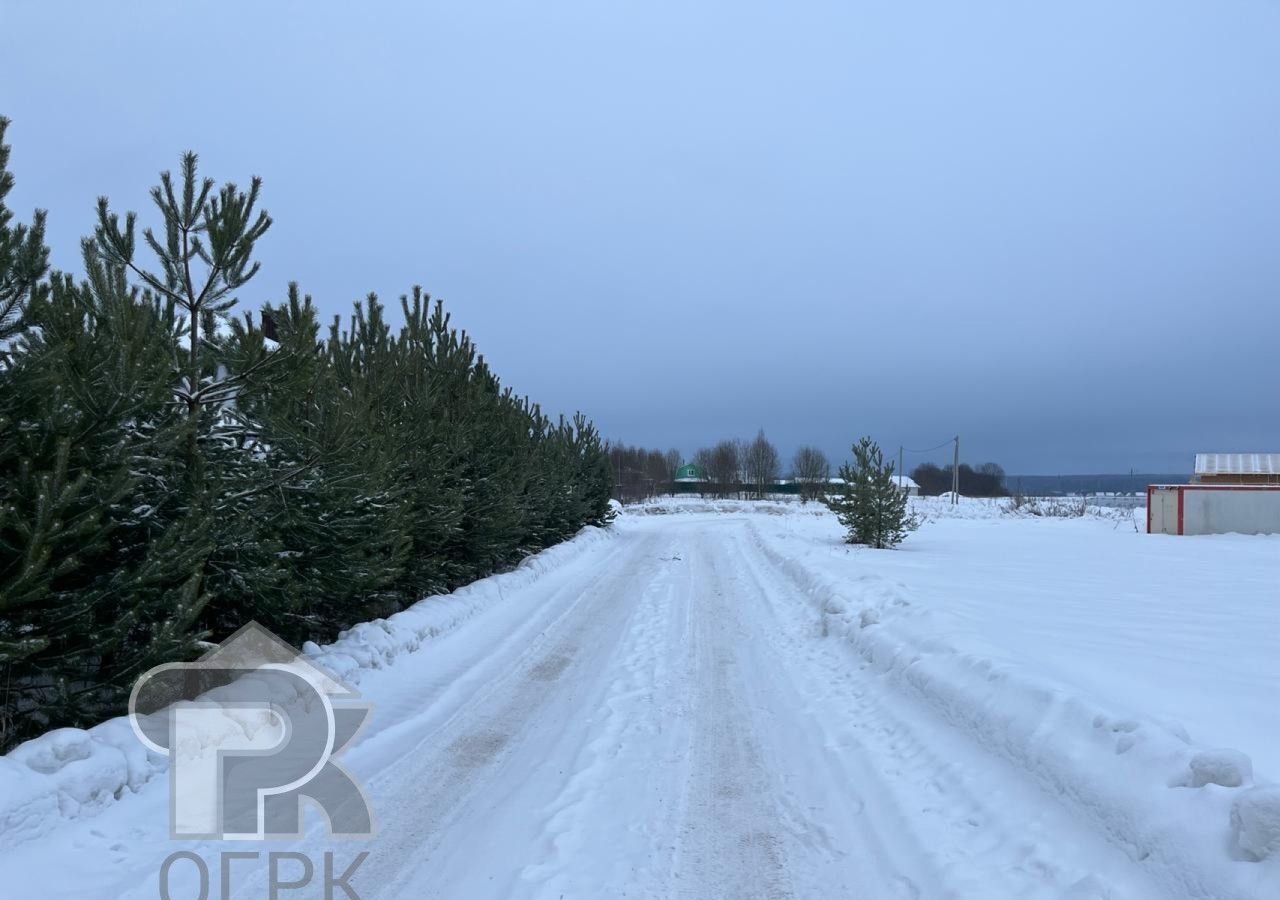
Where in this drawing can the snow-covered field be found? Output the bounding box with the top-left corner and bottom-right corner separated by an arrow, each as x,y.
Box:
0,498 -> 1276,898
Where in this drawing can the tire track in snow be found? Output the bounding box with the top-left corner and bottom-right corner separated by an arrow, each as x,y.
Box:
684,522 -> 930,900
212,530 -> 668,900
673,527 -> 796,899
361,531 -> 669,899
516,533 -> 695,897
721,521 -> 1167,900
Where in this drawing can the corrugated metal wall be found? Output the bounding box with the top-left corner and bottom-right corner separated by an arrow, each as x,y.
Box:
1147,485 -> 1280,535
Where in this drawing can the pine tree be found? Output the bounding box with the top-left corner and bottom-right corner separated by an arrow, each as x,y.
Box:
0,117 -> 56,695
825,436 -> 918,549
0,130 -> 617,749
84,153 -> 302,642
226,285 -> 409,630
1,259 -> 213,743
0,117 -> 49,344
87,152 -> 276,479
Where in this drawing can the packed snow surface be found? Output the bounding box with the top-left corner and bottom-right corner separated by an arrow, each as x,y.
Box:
0,498 -> 1276,898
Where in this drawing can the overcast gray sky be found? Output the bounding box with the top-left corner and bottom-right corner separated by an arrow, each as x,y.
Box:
3,0 -> 1278,474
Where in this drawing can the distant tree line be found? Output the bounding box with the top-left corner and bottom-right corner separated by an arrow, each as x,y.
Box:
910,462 -> 1009,497
610,434 -> 839,503
607,443 -> 680,502
614,433 -> 1012,505
0,121 -> 612,750
687,430 -> 782,499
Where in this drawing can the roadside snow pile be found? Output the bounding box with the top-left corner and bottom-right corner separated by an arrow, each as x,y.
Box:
744,516 -> 1280,895
1183,749 -> 1254,789
0,524 -> 614,852
625,496 -> 822,517
1233,788 -> 1280,862
626,494 -> 1137,525
909,496 -> 1019,521
306,524 -> 611,681
0,720 -> 160,849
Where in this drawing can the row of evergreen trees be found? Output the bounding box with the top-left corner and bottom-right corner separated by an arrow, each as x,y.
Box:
0,120 -> 613,750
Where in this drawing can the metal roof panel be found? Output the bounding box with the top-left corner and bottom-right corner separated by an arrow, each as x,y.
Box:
1194,453 -> 1280,475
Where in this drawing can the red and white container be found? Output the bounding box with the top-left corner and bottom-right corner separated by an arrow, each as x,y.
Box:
1147,484 -> 1280,535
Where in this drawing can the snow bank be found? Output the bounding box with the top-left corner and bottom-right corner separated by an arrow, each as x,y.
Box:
910,494 -> 1137,525
624,496 -> 823,517
743,518 -> 1279,898
625,494 -> 1136,525
0,525 -> 615,851
0,722 -> 158,849
1184,750 -> 1254,789
306,524 -> 612,682
1232,787 -> 1280,861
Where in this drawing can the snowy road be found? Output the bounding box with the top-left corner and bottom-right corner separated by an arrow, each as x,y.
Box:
1,508 -> 1275,898
223,517 -> 1158,899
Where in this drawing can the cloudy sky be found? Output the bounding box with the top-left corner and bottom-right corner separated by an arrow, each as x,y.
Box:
3,0 -> 1278,473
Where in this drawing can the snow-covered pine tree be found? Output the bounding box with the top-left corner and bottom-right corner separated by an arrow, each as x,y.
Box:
825,436 -> 918,549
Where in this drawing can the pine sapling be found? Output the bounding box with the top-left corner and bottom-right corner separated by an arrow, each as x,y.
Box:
825,436 -> 918,549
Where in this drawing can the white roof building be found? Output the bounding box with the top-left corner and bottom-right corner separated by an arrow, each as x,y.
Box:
1193,453 -> 1280,482
825,474 -> 919,494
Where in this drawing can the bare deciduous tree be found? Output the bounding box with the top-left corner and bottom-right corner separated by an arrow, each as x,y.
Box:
744,429 -> 780,499
791,445 -> 830,502
708,439 -> 741,498
665,448 -> 681,482
693,446 -> 716,497
607,442 -> 682,502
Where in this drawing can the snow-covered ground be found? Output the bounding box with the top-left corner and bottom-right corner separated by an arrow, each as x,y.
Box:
0,498 -> 1276,898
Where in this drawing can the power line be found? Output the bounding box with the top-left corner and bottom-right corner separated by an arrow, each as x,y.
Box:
901,438 -> 956,454
899,435 -> 962,505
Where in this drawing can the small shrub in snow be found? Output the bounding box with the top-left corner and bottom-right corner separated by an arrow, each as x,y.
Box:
1231,786 -> 1280,861
1002,495 -> 1087,518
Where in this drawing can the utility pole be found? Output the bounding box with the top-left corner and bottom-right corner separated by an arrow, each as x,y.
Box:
898,445 -> 904,491
952,435 -> 960,504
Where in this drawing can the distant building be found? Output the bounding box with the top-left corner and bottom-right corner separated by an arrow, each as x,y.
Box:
1192,453 -> 1280,485
1149,453 -> 1280,534
893,474 -> 920,496
1147,484 -> 1280,535
674,463 -> 709,484
672,463 -> 709,494
825,475 -> 919,496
